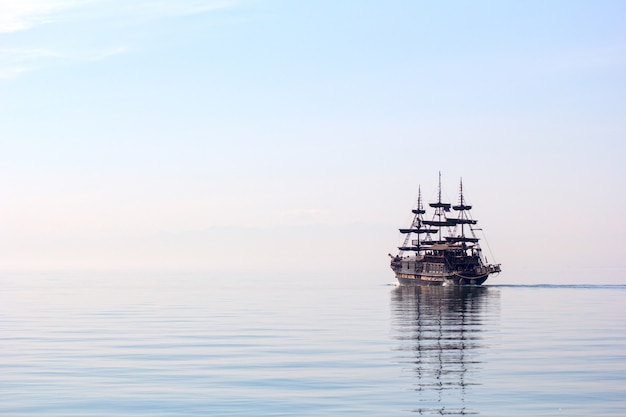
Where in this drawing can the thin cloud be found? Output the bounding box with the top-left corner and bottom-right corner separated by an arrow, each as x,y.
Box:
0,0 -> 239,80
0,46 -> 130,80
112,0 -> 238,20
85,45 -> 132,61
0,47 -> 63,79
0,0 -> 240,33
0,0 -> 91,33
0,65 -> 30,80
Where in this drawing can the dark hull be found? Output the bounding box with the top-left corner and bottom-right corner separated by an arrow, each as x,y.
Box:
395,272 -> 490,286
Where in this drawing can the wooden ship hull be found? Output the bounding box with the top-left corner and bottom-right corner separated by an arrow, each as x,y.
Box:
396,275 -> 489,286
390,255 -> 499,286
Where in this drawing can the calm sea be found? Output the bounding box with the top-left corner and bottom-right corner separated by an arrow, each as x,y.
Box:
2,271 -> 625,416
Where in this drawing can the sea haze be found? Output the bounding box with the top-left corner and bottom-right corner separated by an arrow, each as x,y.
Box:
2,271 -> 625,416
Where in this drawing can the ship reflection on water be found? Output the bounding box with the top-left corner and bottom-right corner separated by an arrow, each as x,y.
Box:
391,285 -> 499,415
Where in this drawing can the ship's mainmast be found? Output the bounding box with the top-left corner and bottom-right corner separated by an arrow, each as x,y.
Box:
423,172 -> 453,245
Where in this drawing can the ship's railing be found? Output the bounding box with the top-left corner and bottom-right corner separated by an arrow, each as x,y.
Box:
474,264 -> 501,275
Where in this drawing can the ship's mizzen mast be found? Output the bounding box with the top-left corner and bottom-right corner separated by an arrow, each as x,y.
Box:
453,178 -> 474,248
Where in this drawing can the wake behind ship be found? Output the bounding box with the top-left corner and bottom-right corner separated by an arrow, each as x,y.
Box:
389,174 -> 501,286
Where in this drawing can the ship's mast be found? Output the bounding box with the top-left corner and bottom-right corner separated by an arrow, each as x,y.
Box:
397,183 -> 442,253
452,177 -> 479,253
437,172 -> 442,242
428,171 -> 451,243
459,178 -> 465,242
400,185 -> 424,251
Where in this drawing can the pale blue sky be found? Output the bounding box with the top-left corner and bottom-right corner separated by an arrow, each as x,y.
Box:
1,0 -> 625,282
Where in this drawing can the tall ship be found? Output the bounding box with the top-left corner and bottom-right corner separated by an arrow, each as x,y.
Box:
389,174 -> 501,286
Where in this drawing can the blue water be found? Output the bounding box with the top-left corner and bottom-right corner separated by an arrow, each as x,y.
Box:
2,271 -> 626,416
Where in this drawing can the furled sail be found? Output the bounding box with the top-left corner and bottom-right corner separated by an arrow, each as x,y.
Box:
453,204 -> 472,211
429,202 -> 451,211
399,228 -> 439,234
446,218 -> 477,225
422,219 -> 456,227
445,236 -> 479,243
420,240 -> 448,245
398,246 -> 422,251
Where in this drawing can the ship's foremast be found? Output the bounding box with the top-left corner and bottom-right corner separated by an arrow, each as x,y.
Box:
424,171 -> 454,245
398,186 -> 437,252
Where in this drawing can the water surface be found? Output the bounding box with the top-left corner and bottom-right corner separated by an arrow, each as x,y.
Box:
1,272 -> 625,416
